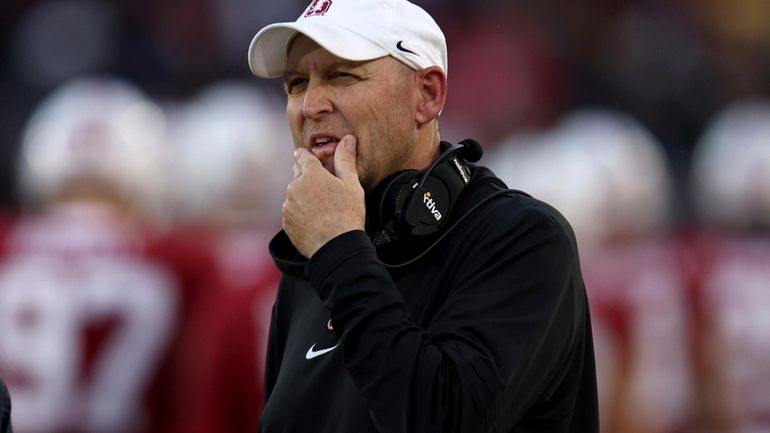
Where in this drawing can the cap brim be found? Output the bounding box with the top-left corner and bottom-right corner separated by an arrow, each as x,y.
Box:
248,21 -> 390,78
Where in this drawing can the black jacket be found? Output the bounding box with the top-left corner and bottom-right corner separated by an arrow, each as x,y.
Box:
260,166 -> 599,433
1,379 -> 11,433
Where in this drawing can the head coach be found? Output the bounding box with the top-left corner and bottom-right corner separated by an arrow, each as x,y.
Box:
247,0 -> 599,431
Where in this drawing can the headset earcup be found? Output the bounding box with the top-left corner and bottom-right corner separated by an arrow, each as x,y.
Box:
369,141 -> 474,243
401,172 -> 453,236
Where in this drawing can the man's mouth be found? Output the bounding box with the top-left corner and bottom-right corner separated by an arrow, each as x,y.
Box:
310,135 -> 340,151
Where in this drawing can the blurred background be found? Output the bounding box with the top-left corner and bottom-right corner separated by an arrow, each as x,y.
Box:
1,0 -> 769,432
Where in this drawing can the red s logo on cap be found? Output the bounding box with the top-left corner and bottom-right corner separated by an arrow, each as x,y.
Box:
304,0 -> 333,17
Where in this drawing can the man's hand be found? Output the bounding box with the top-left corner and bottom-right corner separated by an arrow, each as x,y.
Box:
283,135 -> 365,258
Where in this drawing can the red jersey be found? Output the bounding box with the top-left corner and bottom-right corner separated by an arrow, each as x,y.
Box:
0,205 -> 216,433
685,230 -> 770,433
581,236 -> 694,433
171,226 -> 280,433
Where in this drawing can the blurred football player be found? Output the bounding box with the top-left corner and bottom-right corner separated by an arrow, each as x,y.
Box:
164,80 -> 292,433
688,98 -> 770,433
488,108 -> 694,433
0,76 -> 215,433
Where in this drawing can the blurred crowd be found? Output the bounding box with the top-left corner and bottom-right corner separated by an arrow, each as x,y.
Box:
1,0 -> 769,432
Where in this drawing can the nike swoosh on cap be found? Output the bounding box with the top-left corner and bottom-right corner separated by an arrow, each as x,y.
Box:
305,342 -> 339,360
396,41 -> 418,56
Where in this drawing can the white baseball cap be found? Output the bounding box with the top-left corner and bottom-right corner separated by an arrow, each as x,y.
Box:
248,0 -> 447,79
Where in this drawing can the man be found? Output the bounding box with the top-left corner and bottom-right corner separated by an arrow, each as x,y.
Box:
0,76 -> 217,433
1,378 -> 11,433
248,1 -> 599,432
165,81 -> 289,432
489,109 -> 694,433
686,99 -> 770,433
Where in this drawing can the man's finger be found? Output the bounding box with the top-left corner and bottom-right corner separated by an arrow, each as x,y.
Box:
333,135 -> 359,184
295,147 -> 321,170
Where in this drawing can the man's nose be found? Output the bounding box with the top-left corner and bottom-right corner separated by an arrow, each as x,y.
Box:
301,82 -> 333,119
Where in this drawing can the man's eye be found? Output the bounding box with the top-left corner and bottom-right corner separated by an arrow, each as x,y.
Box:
331,71 -> 356,81
285,77 -> 308,93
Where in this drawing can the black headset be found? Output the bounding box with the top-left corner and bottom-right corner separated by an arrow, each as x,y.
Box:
369,138 -> 484,248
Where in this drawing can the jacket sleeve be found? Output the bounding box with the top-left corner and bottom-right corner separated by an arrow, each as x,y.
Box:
1,378 -> 12,433
305,206 -> 586,433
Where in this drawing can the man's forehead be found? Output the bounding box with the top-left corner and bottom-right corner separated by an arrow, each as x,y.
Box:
284,35 -> 391,75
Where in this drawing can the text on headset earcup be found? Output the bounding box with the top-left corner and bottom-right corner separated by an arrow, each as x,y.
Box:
402,169 -> 454,236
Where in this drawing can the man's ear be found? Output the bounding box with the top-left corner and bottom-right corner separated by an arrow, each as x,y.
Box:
414,66 -> 447,126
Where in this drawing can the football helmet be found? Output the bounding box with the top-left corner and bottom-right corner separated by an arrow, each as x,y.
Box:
165,80 -> 291,227
488,108 -> 672,248
691,98 -> 770,227
17,76 -> 167,217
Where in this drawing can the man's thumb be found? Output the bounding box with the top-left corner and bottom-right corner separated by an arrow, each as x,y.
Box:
334,135 -> 358,182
